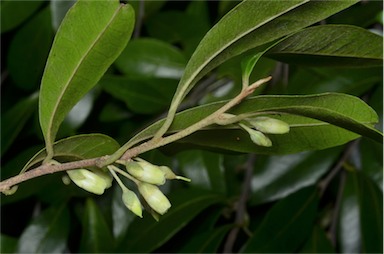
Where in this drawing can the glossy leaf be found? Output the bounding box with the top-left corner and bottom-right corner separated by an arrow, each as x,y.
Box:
16,205 -> 70,253
114,38 -> 186,79
39,0 -> 135,157
22,134 -> 120,172
168,0 -> 358,114
130,93 -> 380,155
7,7 -> 54,91
299,225 -> 334,253
1,1 -> 43,33
241,187 -> 318,253
179,225 -> 232,253
250,147 -> 342,205
1,93 -> 38,156
79,198 -> 115,253
118,189 -> 223,253
339,170 -> 383,253
100,76 -> 178,114
177,150 -> 226,194
266,25 -> 383,67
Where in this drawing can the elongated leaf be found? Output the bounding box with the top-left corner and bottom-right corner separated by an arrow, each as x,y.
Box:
79,198 -> 115,253
167,0 -> 358,117
118,189 -> 223,253
241,187 -> 318,253
17,205 -> 70,253
1,1 -> 43,33
39,0 -> 135,157
129,93 -> 380,155
22,134 -> 120,172
299,225 -> 334,253
0,234 -> 17,254
50,0 -> 76,31
266,25 -> 383,67
114,38 -> 186,79
250,147 -> 342,205
7,7 -> 54,91
1,93 -> 38,156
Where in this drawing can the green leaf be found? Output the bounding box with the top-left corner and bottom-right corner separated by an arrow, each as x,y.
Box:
16,205 -> 70,253
250,147 -> 342,205
79,198 -> 115,253
130,93 -> 381,155
299,225 -> 334,253
339,170 -> 383,253
266,25 -> 383,68
0,234 -> 17,254
179,225 -> 232,253
114,38 -> 186,79
168,0 -> 358,114
100,76 -> 178,114
39,0 -> 135,157
118,189 -> 223,253
0,1 -> 44,33
176,150 -> 226,194
22,134 -> 120,172
7,7 -> 54,91
1,93 -> 38,156
50,0 -> 76,31
241,187 -> 318,253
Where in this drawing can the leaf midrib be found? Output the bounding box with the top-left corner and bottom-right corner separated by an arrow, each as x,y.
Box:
47,4 -> 123,146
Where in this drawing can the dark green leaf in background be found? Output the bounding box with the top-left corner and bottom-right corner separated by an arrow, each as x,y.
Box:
79,199 -> 115,253
266,25 -> 383,68
242,187 -> 318,253
39,0 -> 135,156
1,93 -> 38,156
16,205 -> 70,253
118,189 -> 223,253
100,76 -> 178,114
7,7 -> 54,91
250,147 -> 342,205
0,234 -> 18,254
0,1 -> 44,33
299,225 -> 334,253
114,38 -> 187,80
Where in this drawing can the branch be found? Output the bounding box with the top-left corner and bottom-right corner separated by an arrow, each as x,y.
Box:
0,77 -> 271,194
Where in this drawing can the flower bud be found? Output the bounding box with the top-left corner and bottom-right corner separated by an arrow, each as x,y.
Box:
138,182 -> 171,215
91,169 -> 113,189
240,123 -> 272,147
67,169 -> 108,195
248,117 -> 290,134
159,166 -> 191,182
214,113 -> 237,125
127,160 -> 166,185
122,188 -> 143,218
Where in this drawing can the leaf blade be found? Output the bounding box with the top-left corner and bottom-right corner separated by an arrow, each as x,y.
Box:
39,0 -> 135,156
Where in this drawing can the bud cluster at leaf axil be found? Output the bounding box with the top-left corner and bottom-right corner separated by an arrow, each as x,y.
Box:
66,158 -> 190,220
216,113 -> 290,147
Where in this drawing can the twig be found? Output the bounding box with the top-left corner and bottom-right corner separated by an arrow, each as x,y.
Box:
223,154 -> 256,253
133,0 -> 145,38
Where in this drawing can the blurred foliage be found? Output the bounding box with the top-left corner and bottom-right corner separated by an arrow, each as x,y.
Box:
1,1 -> 382,253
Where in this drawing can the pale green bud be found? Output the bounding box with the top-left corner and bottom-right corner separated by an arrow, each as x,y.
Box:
67,169 -> 108,195
91,169 -> 113,189
138,182 -> 171,215
127,159 -> 166,185
122,188 -> 143,218
240,123 -> 272,147
2,185 -> 18,195
159,166 -> 191,182
248,117 -> 290,134
214,113 -> 237,125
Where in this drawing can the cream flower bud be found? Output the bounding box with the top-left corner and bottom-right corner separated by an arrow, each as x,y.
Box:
248,117 -> 290,134
138,182 -> 171,215
91,169 -> 113,189
214,113 -> 237,125
159,166 -> 191,182
126,160 -> 166,185
67,169 -> 108,195
240,123 -> 272,147
122,188 -> 143,218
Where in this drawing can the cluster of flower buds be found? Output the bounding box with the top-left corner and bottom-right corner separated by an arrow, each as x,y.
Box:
121,158 -> 190,218
216,113 -> 290,147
